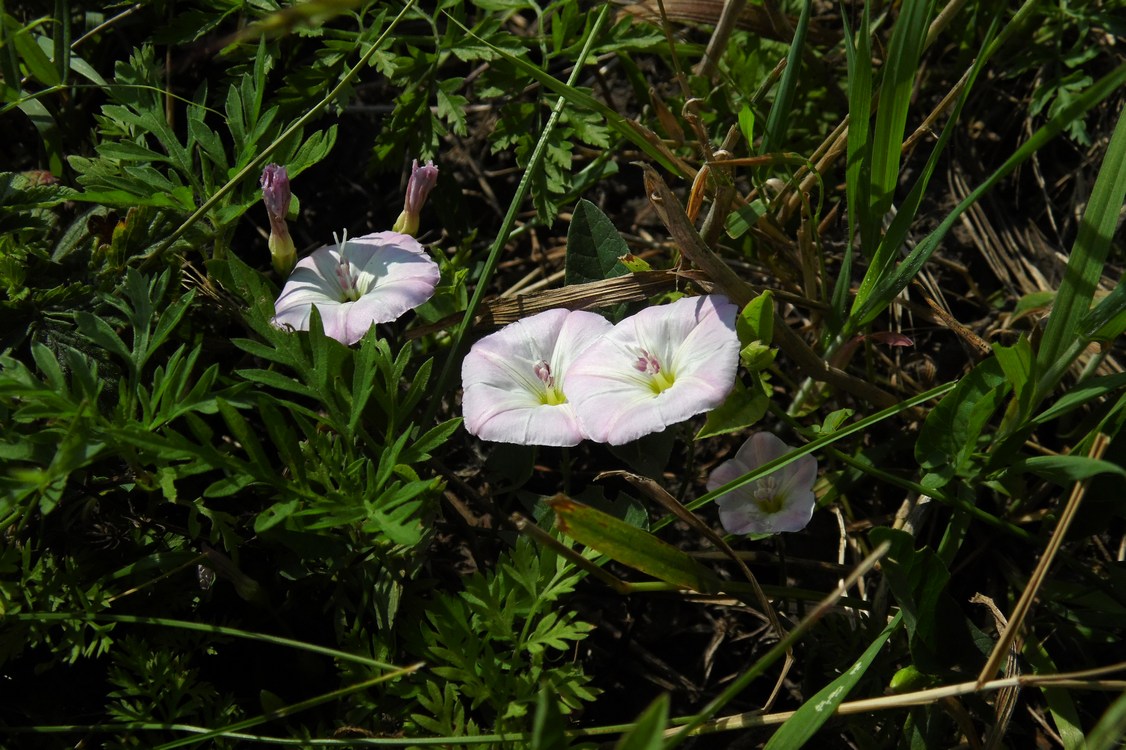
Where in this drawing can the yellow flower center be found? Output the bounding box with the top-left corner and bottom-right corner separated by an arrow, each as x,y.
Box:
534,360 -> 568,405
635,349 -> 676,394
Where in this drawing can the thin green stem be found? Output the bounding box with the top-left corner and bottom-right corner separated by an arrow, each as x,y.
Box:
424,5 -> 611,425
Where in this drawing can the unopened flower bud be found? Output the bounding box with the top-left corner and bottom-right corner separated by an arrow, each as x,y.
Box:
393,159 -> 438,236
261,164 -> 296,276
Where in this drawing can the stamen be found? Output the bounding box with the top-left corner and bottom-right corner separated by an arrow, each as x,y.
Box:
533,359 -> 566,405
753,476 -> 784,513
753,476 -> 779,501
533,360 -> 554,387
635,349 -> 675,394
634,350 -> 661,374
332,229 -> 360,302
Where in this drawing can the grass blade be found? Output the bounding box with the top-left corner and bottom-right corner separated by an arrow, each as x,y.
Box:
1031,103 -> 1126,407
865,0 -> 935,250
836,0 -> 872,325
760,0 -> 812,155
764,612 -> 903,749
851,62 -> 1126,331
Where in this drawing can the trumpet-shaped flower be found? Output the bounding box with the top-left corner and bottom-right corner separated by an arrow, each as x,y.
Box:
273,230 -> 439,345
566,295 -> 739,445
461,309 -> 614,446
707,432 -> 818,535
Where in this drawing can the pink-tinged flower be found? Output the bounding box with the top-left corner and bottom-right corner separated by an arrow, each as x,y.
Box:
393,159 -> 439,236
707,432 -> 818,534
566,295 -> 739,445
273,230 -> 439,345
261,164 -> 296,276
461,309 -> 614,446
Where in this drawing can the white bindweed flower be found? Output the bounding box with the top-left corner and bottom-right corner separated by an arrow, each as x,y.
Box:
566,295 -> 739,445
707,432 -> 818,535
272,230 -> 439,345
461,309 -> 614,446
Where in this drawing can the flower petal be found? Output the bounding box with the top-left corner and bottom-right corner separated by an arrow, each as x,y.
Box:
461,309 -> 612,446
568,295 -> 739,445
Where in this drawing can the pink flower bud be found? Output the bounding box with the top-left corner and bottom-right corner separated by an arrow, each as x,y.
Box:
393,159 -> 438,236
261,164 -> 296,276
260,164 -> 291,223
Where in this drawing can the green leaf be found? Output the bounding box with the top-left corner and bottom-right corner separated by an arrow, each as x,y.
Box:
869,528 -> 981,674
565,199 -> 629,285
1013,455 -> 1126,484
75,312 -> 134,375
530,685 -> 570,750
724,198 -> 768,240
695,380 -> 769,440
915,356 -> 1009,489
737,105 -> 755,150
1033,103 -> 1126,405
15,96 -> 64,175
551,496 -> 723,593
993,337 -> 1033,419
12,25 -> 59,86
615,694 -> 669,750
255,499 -> 300,534
760,0 -> 812,154
436,77 -> 469,136
736,291 -> 774,346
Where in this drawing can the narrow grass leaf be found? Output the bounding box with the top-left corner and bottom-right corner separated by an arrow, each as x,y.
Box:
682,382 -> 955,522
1031,371 -> 1126,425
764,612 -> 903,749
1085,690 -> 1126,750
1013,455 -> 1126,483
615,694 -> 669,750
837,1 -> 871,321
852,14 -> 997,319
866,0 -> 934,239
852,62 -> 1126,330
760,0 -> 812,155
550,496 -> 723,594
1032,103 -> 1126,405
1082,280 -> 1125,341
530,685 -> 569,750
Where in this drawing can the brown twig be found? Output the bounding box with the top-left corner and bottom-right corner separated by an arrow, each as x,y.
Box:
976,432 -> 1112,686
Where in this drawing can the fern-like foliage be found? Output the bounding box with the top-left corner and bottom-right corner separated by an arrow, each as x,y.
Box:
404,537 -> 598,739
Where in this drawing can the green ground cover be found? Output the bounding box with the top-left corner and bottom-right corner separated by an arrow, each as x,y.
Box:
1,0 -> 1124,746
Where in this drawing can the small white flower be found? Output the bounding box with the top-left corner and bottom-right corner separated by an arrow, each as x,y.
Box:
707,432 -> 818,534
461,309 -> 613,446
272,230 -> 439,345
